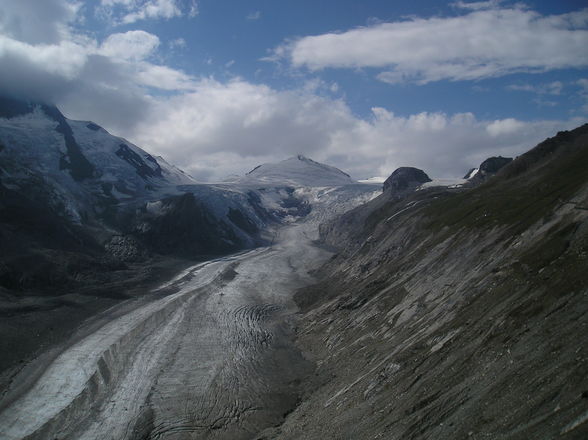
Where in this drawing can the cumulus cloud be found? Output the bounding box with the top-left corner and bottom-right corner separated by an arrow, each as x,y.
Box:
135,64 -> 195,90
486,118 -> 526,136
99,30 -> 160,61
0,0 -> 197,130
97,0 -> 195,24
115,78 -> 581,181
0,23 -> 194,106
122,0 -> 181,23
0,35 -> 93,103
0,0 -> 79,44
270,5 -> 588,84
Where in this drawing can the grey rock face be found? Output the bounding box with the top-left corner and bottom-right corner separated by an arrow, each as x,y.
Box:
383,167 -> 431,193
465,156 -> 513,182
479,155 -> 513,173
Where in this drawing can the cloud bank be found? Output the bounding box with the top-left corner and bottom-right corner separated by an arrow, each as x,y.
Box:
127,79 -> 581,181
271,5 -> 588,84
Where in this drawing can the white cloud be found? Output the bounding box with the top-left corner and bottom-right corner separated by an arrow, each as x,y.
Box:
0,36 -> 90,80
123,0 -> 181,23
188,0 -> 198,17
0,0 -> 79,44
0,23 -> 194,102
486,118 -> 526,136
272,5 -> 588,84
135,64 -> 195,90
110,78 -> 581,182
0,0 -> 196,121
98,0 -> 194,24
451,0 -> 503,11
247,11 -> 261,21
100,30 -> 160,61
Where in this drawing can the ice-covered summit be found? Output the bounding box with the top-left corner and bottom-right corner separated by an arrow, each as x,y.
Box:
240,155 -> 355,187
0,97 -> 195,197
0,96 -> 197,226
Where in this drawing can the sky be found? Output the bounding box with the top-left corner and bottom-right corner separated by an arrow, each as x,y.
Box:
0,0 -> 587,181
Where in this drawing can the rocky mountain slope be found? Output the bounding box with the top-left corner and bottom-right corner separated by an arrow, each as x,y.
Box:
262,124 -> 588,439
2,99 -> 340,295
0,97 -> 262,288
463,156 -> 513,185
382,167 -> 432,194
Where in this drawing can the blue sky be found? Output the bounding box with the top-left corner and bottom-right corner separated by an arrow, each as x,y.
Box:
1,0 -> 587,180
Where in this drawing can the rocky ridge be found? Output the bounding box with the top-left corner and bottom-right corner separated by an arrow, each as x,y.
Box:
260,124 -> 588,439
383,166 -> 432,194
464,156 -> 513,184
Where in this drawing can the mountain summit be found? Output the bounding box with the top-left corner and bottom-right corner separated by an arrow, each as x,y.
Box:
241,155 -> 355,187
383,167 -> 432,193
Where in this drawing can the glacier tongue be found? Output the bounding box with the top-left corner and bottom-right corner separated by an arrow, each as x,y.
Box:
0,225 -> 335,440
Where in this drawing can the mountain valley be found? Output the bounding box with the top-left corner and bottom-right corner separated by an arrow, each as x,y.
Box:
0,99 -> 587,439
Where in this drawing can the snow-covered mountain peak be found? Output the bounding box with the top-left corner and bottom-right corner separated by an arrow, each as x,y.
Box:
0,99 -> 195,191
241,155 -> 355,187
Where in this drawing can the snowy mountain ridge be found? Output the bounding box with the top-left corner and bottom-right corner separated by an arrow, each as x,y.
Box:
240,154 -> 355,187
0,104 -> 194,196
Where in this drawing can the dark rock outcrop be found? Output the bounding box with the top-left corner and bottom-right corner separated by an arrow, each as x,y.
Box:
479,155 -> 513,173
134,192 -> 248,258
383,167 -> 431,193
115,144 -> 163,179
465,156 -> 512,184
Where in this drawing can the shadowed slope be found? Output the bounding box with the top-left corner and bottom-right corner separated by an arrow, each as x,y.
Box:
266,124 -> 588,440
